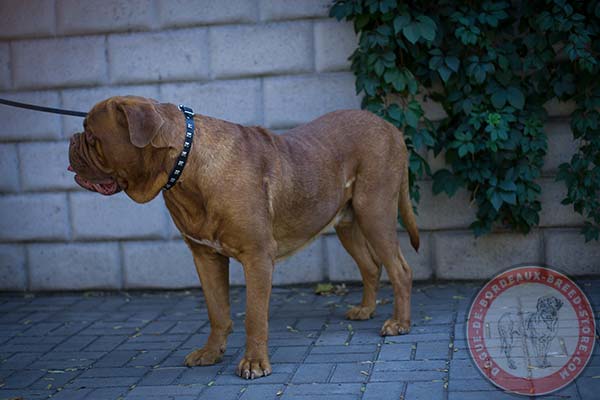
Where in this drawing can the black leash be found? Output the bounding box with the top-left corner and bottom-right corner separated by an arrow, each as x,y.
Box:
0,97 -> 87,117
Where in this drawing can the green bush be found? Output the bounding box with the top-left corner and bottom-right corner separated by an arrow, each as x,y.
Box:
330,0 -> 600,241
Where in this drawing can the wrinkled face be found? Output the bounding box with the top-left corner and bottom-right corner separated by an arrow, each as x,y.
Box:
68,96 -> 182,203
69,108 -> 126,195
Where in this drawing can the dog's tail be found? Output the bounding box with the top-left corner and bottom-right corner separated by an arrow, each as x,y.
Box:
399,159 -> 419,252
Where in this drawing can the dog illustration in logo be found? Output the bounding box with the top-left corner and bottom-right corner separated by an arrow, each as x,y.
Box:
498,295 -> 563,369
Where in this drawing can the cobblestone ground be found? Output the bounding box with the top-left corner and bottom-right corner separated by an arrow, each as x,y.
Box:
0,280 -> 598,400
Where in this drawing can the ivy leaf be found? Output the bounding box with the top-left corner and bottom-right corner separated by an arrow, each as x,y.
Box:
429,55 -> 443,70
374,60 -> 385,76
445,56 -> 460,72
384,69 -> 406,91
363,77 -> 378,96
490,191 -> 504,211
582,223 -> 600,242
458,144 -> 470,158
387,104 -> 403,124
438,66 -> 452,83
405,108 -> 420,128
355,14 -> 371,30
407,74 -> 418,94
471,220 -> 491,237
379,0 -> 396,13
506,87 -> 525,109
491,90 -> 507,109
329,3 -> 349,20
462,98 -> 473,114
500,191 -> 517,205
498,180 -> 517,191
413,129 -> 435,149
402,22 -> 421,44
417,15 -> 437,41
433,169 -> 461,196
393,15 -> 411,34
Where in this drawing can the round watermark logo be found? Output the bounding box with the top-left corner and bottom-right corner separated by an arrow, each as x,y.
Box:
466,266 -> 596,396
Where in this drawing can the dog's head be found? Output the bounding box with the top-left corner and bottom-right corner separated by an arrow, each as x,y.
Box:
536,295 -> 563,318
68,96 -> 184,203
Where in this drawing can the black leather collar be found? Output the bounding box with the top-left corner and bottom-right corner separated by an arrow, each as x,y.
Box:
163,105 -> 195,190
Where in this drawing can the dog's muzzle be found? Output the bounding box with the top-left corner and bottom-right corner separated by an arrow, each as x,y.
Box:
68,133 -> 122,196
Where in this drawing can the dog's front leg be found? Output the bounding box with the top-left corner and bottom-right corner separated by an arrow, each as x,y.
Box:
184,242 -> 232,366
236,250 -> 274,379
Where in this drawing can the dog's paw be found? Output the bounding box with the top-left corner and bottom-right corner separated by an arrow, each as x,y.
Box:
236,356 -> 272,380
538,360 -> 551,369
184,347 -> 224,366
345,306 -> 375,320
380,319 -> 411,336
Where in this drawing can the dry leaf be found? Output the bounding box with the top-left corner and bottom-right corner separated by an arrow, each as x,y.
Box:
315,283 -> 334,294
314,283 -> 348,296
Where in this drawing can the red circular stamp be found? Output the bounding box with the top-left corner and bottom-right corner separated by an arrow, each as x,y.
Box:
466,266 -> 596,396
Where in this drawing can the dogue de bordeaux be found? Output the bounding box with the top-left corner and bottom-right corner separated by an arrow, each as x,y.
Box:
68,96 -> 419,379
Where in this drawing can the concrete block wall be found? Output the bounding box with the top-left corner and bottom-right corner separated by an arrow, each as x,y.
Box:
0,0 -> 598,291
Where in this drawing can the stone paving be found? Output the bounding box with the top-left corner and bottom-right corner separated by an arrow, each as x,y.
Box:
0,280 -> 598,400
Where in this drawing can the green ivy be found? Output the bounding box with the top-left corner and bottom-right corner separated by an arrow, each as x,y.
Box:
330,0 -> 600,241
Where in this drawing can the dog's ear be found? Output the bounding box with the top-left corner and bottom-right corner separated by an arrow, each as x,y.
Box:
555,298 -> 563,310
117,97 -> 179,149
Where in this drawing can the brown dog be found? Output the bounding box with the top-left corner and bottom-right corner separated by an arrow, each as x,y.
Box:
68,96 -> 419,379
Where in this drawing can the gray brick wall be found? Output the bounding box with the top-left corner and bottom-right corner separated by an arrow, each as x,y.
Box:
0,0 -> 597,291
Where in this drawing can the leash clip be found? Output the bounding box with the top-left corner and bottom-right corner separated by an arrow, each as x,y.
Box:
178,104 -> 194,118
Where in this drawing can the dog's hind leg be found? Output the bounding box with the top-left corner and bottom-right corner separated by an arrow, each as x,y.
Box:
351,191 -> 413,335
335,215 -> 382,320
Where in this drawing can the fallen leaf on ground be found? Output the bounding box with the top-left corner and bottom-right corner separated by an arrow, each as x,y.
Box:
315,283 -> 333,294
314,283 -> 348,296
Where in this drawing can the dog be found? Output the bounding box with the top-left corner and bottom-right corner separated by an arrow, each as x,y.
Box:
497,295 -> 563,369
68,96 -> 419,379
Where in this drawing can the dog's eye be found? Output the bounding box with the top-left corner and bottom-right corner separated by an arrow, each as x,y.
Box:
85,130 -> 96,145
